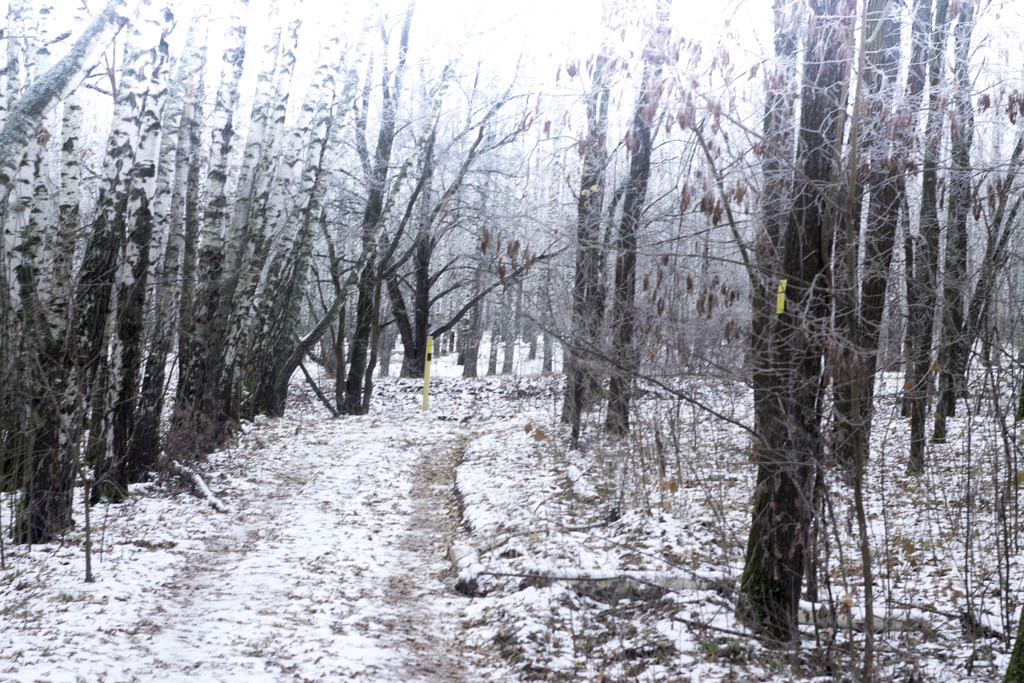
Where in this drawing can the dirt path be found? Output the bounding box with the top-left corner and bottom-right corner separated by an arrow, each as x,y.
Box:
0,405 -> 486,682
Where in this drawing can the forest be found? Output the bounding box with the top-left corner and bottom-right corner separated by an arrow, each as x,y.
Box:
3,0 -> 1024,680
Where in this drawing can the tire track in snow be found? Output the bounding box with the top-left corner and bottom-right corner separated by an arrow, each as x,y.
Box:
118,412 -> 475,681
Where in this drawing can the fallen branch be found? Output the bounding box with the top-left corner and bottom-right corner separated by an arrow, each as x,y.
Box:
797,600 -> 933,635
448,542 -> 487,595
170,460 -> 230,513
298,360 -> 339,417
447,541 -> 730,597
480,567 -> 731,595
448,542 -> 936,636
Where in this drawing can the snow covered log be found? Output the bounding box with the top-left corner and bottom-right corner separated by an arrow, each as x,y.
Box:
170,460 -> 230,513
447,541 -> 730,597
448,542 -> 933,635
797,600 -> 933,635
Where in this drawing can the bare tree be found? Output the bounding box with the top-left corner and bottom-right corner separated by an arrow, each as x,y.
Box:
563,47 -> 611,446
341,1 -> 414,414
738,0 -> 851,643
907,0 -> 951,473
604,3 -> 668,436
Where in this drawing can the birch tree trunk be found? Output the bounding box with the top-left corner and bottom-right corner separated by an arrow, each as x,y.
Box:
0,0 -> 135,192
0,7 -> 156,535
12,132 -> 71,543
175,0 -> 246,444
7,7 -> 92,542
210,1 -> 297,423
244,38 -> 353,416
130,10 -> 206,475
90,1 -> 173,501
175,55 -> 205,422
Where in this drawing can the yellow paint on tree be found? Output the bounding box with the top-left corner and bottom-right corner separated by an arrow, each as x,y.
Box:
422,336 -> 433,411
776,279 -> 788,315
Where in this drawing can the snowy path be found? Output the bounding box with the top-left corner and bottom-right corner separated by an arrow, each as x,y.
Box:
1,393 -> 486,682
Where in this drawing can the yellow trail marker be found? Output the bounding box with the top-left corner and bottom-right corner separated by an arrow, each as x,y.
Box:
776,278 -> 788,315
422,335 -> 433,411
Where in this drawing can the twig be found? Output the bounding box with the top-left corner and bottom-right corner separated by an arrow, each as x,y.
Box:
670,614 -> 754,640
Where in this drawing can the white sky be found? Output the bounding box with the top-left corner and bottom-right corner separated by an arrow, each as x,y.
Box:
33,0 -> 774,88
30,0 -> 1024,78
26,0 -> 1024,159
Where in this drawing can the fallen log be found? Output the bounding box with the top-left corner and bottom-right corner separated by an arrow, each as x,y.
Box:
448,542 -> 934,635
170,460 -> 230,513
447,541 -> 729,597
797,600 -> 933,635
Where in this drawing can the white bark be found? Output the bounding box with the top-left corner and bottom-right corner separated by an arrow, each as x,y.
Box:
229,0 -> 284,243
249,14 -> 299,244
50,90 -> 83,311
76,0 -> 166,367
178,0 -> 245,403
78,0 -> 172,482
51,89 -> 84,455
5,0 -> 29,103
0,4 -> 13,131
200,0 -> 247,254
0,0 -> 137,190
97,1 -> 173,490
28,1 -> 52,84
170,460 -> 229,513
110,2 -> 171,316
234,38 -> 343,373
212,3 -> 296,398
150,10 -> 205,345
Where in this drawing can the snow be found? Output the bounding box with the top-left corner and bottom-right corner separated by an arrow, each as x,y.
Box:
1,348 -> 1022,681
0,359 -> 497,681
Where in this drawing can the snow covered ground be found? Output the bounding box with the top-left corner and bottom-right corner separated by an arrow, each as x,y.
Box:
0,375 -> 489,681
446,367 -> 1022,681
1,343 -> 1022,681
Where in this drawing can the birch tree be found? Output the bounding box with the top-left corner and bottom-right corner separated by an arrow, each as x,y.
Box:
130,11 -> 207,471
0,0 -> 136,192
85,0 -> 174,502
3,0 -> 137,542
243,36 -> 351,416
175,0 -> 247,444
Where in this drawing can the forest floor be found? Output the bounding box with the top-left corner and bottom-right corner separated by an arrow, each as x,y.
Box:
0,348 -> 1021,681
0,371 -> 491,681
